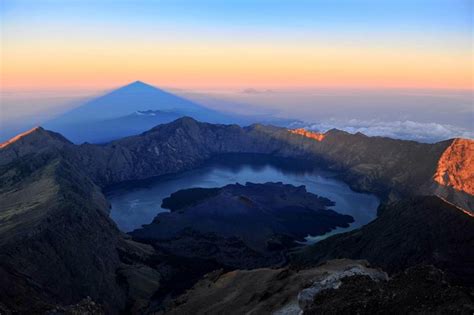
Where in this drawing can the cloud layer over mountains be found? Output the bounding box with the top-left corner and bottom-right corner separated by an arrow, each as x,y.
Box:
294,119 -> 474,143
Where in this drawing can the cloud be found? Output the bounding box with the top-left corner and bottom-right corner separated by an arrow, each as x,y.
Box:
241,88 -> 275,94
295,119 -> 474,143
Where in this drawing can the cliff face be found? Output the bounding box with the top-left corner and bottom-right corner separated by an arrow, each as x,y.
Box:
431,138 -> 474,211
434,138 -> 474,195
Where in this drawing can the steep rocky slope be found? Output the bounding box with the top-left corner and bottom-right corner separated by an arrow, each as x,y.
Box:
292,196 -> 474,286
0,131 -> 163,313
0,150 -> 126,313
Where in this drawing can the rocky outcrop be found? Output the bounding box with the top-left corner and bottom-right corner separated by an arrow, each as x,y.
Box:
295,264 -> 388,312
304,265 -> 474,314
292,196 -> 474,286
434,138 -> 474,195
431,138 -> 474,212
45,297 -> 105,315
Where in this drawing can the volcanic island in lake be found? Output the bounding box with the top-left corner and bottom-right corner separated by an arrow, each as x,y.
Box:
130,182 -> 354,268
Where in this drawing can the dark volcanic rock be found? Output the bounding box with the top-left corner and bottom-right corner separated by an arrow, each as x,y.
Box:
0,142 -> 164,313
160,259 -> 387,315
305,265 -> 474,314
0,151 -> 126,313
131,182 -> 353,269
161,261 -> 473,315
292,196 -> 474,286
45,296 -> 105,315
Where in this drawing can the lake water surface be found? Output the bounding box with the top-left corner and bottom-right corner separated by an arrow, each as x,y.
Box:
107,154 -> 379,242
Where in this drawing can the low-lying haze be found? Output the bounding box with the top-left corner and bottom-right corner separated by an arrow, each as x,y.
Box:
1,87 -> 472,143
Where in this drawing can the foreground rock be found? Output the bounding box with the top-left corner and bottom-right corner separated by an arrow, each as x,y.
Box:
161,259 -> 384,315
45,297 -> 104,315
304,265 -> 474,314
131,182 -> 353,269
162,260 -> 473,315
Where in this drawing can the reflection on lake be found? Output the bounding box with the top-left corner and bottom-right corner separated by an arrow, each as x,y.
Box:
107,154 -> 379,241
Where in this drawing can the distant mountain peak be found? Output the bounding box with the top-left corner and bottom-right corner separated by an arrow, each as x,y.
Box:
0,126 -> 43,149
149,116 -> 199,133
0,126 -> 72,165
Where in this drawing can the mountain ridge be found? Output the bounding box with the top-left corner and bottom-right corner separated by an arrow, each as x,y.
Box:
0,118 -> 473,312
2,118 -> 473,212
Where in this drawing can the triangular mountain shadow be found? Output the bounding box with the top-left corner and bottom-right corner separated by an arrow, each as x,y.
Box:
44,81 -> 242,143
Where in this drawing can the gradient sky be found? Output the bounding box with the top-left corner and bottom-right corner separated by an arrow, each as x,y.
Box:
1,0 -> 472,90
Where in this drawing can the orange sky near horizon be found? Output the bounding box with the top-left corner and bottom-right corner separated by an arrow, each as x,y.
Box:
2,38 -> 472,91
1,0 -> 472,92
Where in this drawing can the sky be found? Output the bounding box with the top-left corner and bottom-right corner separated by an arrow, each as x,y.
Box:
1,0 -> 472,90
0,0 -> 473,142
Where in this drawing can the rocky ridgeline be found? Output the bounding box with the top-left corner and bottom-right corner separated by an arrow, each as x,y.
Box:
1,117 -> 472,211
